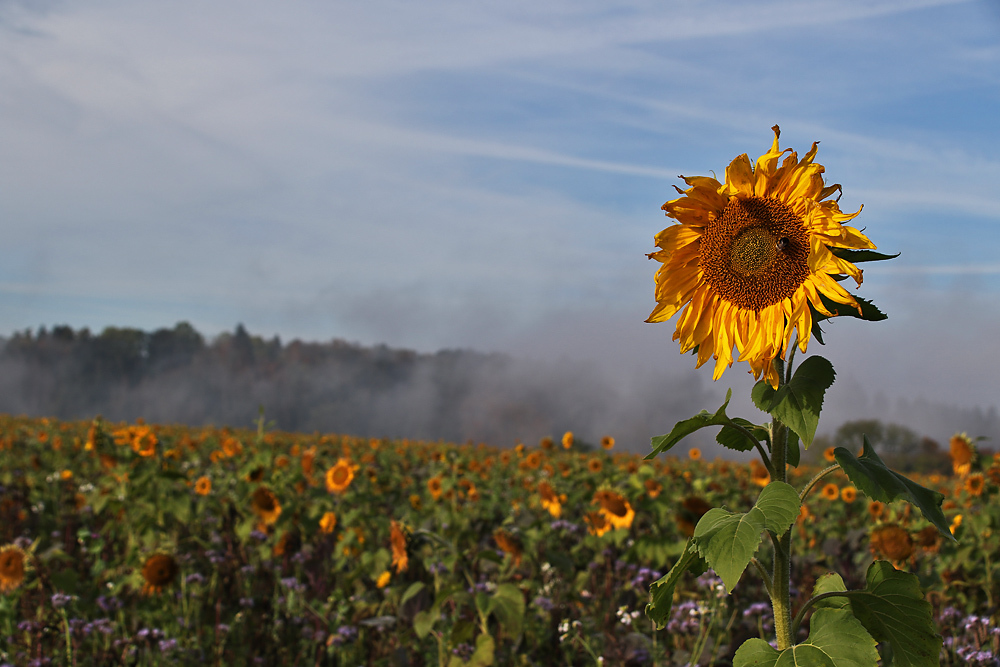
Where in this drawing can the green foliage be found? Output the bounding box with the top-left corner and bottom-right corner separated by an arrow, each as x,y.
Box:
835,437 -> 953,539
646,539 -> 706,630
691,482 -> 800,592
752,356 -> 835,448
808,562 -> 942,667
648,389 -> 763,458
734,608 -> 880,667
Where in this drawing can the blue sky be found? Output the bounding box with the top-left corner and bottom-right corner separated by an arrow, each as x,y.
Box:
0,0 -> 998,445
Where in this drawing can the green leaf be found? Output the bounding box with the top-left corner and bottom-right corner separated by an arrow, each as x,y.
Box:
849,561 -> 941,667
646,539 -> 706,630
812,572 -> 849,610
691,482 -> 800,592
647,389 -> 758,458
787,430 -> 801,468
835,438 -> 953,540
448,634 -> 495,667
828,248 -> 900,263
487,583 -> 524,640
400,581 -> 426,607
751,356 -> 835,448
818,292 -> 888,323
734,608 -> 878,667
717,418 -> 768,453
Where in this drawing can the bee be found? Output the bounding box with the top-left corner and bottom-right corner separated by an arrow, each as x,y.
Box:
776,237 -> 790,252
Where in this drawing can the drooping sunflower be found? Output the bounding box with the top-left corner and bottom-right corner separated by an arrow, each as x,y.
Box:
647,126 -> 883,388
870,524 -> 913,562
493,529 -> 523,566
0,543 -> 28,593
141,553 -> 178,595
537,480 -> 562,518
593,489 -> 635,531
949,432 -> 976,477
325,458 -> 359,494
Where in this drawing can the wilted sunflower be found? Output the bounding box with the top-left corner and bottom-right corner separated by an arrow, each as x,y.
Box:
141,553 -> 178,595
390,520 -> 409,573
594,490 -> 635,531
949,433 -> 976,477
493,529 -> 523,566
250,486 -> 282,526
325,458 -> 358,494
194,476 -> 212,496
0,543 -> 28,593
647,126 -> 881,388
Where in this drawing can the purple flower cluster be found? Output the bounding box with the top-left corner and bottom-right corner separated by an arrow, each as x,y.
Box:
665,600 -> 709,635
329,625 -> 358,646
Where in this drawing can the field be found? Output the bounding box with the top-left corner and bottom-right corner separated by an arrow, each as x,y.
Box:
0,415 -> 997,666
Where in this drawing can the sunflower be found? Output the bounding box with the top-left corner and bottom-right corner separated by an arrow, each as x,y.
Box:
325,458 -> 358,494
647,126 -> 879,388
390,520 -> 409,573
427,476 -> 444,502
319,511 -> 338,534
823,447 -> 837,463
0,543 -> 28,593
949,433 -> 976,477
594,490 -> 635,531
141,553 -> 178,595
250,486 -> 282,526
587,457 -> 603,474
688,447 -> 702,461
540,436 -> 554,450
375,570 -> 391,588
821,483 -> 840,500
301,446 -> 317,478
524,451 -> 542,470
561,431 -> 574,450
537,480 -> 562,518
584,511 -> 611,537
644,478 -> 663,499
493,529 -> 523,566
194,476 -> 212,496
601,436 -> 615,451
868,500 -> 885,520
870,525 -> 913,562
840,486 -> 857,503
965,473 -> 985,498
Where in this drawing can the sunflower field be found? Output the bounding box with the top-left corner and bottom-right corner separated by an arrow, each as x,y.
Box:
0,414 -> 998,666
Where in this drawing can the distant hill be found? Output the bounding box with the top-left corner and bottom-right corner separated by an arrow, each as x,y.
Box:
0,322 -> 715,450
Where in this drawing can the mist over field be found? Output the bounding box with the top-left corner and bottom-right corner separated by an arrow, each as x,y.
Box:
0,322 -> 996,457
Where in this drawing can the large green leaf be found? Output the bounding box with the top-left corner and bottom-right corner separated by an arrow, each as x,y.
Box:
646,539 -> 706,630
734,609 -> 879,667
487,583 -> 525,640
834,438 -> 953,539
691,482 -> 800,592
752,356 -> 835,448
647,389 -> 754,457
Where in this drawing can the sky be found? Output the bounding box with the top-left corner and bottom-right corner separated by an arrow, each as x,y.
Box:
0,0 -> 998,450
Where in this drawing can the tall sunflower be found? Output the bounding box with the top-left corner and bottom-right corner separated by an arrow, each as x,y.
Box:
0,543 -> 28,593
648,126 -> 885,387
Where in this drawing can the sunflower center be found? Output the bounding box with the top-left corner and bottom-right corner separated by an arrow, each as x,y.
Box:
700,196 -> 810,311
333,467 -> 349,484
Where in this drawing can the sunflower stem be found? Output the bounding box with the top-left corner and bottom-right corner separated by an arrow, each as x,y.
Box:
768,357 -> 794,651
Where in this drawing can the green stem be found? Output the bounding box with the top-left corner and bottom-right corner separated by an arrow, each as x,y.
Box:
799,464 -> 841,502
768,357 -> 794,651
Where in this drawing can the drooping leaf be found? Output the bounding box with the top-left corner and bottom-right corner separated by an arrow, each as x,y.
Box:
646,539 -> 706,629
828,248 -> 901,263
835,438 -> 953,539
751,356 -> 835,448
734,608 -> 879,667
648,389 -> 742,458
487,583 -> 525,640
691,482 -> 800,592
787,430 -> 801,468
717,418 -> 768,452
816,292 -> 888,323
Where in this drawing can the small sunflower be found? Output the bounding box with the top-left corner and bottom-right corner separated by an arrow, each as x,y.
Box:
319,511 -> 338,534
840,486 -> 857,503
688,447 -> 702,461
823,447 -> 837,463
644,478 -> 663,499
427,476 -> 444,501
587,457 -> 603,474
539,436 -> 554,450
250,486 -> 282,526
965,473 -> 985,498
821,483 -> 840,501
594,490 -> 635,531
325,458 -> 358,494
141,553 -> 178,595
0,543 -> 28,593
600,436 -> 615,451
375,570 -> 391,588
647,126 -> 884,388
561,431 -> 574,450
537,480 -> 562,518
868,500 -> 885,520
194,476 -> 212,496
949,433 -> 976,477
